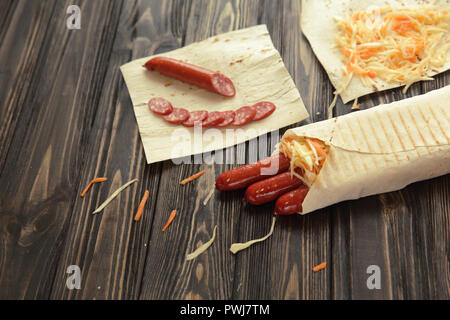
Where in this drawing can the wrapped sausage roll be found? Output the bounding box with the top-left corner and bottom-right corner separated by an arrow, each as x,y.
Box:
277,85 -> 450,215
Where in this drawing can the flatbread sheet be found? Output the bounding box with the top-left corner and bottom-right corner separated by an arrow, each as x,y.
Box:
301,0 -> 450,103
120,25 -> 309,164
282,85 -> 450,214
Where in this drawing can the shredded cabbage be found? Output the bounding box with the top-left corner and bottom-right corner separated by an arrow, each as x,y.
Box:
279,137 -> 329,186
334,6 -> 450,94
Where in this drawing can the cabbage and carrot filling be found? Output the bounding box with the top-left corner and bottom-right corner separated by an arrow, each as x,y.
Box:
279,137 -> 329,187
334,6 -> 450,94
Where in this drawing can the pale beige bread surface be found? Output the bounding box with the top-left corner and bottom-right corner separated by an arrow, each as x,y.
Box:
120,25 -> 309,164
282,85 -> 450,215
301,0 -> 450,103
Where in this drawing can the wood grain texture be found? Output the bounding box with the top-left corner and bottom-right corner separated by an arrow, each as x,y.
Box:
0,1 -> 57,174
138,0 -> 242,300
49,0 -> 160,300
0,0 -> 124,299
229,0 -> 331,300
0,0 -> 448,300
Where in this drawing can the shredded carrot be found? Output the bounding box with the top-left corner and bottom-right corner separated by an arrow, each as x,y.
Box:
80,177 -> 108,197
134,190 -> 150,222
341,47 -> 353,57
180,170 -> 206,185
307,139 -> 328,160
365,69 -> 377,78
344,24 -> 353,34
313,262 -> 327,272
162,210 -> 177,232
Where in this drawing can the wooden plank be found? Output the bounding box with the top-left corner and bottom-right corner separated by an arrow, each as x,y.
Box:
0,0 -> 447,300
230,0 -> 330,300
331,175 -> 449,299
0,0 -> 124,299
137,0 -> 331,300
137,0 -> 255,300
381,178 -> 449,299
0,0 -> 57,173
331,198 -> 393,299
0,1 -> 17,45
49,0 -> 194,300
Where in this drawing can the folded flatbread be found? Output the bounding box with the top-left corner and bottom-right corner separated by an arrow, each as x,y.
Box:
280,85 -> 450,214
120,25 -> 309,164
301,0 -> 450,104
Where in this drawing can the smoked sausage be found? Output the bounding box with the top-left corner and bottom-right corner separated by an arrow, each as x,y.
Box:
215,111 -> 236,127
144,57 -> 236,97
148,97 -> 173,115
244,171 -> 305,205
162,108 -> 190,124
182,110 -> 208,127
215,154 -> 291,191
202,111 -> 225,127
232,106 -> 256,126
274,186 -> 309,215
252,101 -> 276,121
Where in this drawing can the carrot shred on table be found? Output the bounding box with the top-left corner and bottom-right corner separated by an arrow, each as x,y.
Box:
134,190 -> 150,222
80,177 -> 108,197
162,210 -> 177,232
180,170 -> 206,185
313,262 -> 327,272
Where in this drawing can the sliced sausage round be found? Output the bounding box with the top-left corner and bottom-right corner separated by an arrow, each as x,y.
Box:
253,101 -> 276,121
232,106 -> 256,126
182,110 -> 209,127
162,108 -> 190,124
215,111 -> 236,127
202,111 -> 225,127
148,97 -> 173,115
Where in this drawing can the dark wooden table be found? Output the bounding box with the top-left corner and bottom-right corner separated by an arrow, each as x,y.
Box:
0,0 -> 448,300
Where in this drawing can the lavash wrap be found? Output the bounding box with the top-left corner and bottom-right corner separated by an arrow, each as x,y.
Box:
301,0 -> 450,103
281,85 -> 450,215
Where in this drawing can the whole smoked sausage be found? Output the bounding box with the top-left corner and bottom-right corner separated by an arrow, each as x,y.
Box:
144,57 -> 236,97
244,171 -> 305,205
215,154 -> 291,191
274,186 -> 309,215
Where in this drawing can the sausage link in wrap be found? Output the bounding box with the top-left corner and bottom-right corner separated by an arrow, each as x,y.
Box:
278,85 -> 450,214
